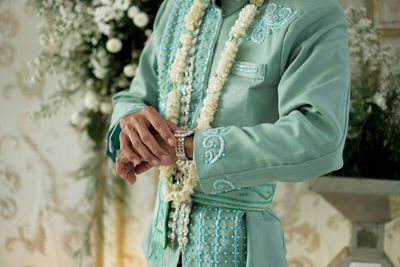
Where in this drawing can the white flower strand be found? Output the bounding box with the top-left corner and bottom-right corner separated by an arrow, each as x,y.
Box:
160,0 -> 264,206
169,0 -> 206,85
197,1 -> 259,129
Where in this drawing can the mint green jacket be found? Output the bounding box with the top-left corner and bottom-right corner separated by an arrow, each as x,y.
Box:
105,0 -> 350,265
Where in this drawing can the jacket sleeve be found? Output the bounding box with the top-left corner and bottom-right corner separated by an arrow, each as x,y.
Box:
105,0 -> 170,162
193,1 -> 351,194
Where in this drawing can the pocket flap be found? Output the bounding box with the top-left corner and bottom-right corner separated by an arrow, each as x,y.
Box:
230,61 -> 266,80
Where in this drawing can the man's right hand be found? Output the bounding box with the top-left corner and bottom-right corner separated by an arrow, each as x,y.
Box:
118,106 -> 177,168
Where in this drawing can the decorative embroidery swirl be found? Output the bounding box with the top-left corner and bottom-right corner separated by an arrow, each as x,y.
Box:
247,3 -> 298,44
211,178 -> 241,195
201,127 -> 227,165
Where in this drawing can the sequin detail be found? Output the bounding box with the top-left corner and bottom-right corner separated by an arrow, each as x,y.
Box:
182,203 -> 247,266
202,127 -> 227,165
247,3 -> 298,44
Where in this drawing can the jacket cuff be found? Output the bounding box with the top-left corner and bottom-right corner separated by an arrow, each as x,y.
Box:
193,127 -> 232,194
105,103 -> 146,162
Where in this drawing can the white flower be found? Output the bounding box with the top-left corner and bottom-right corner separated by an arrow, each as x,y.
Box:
100,102 -> 113,114
114,0 -> 130,11
230,4 -> 257,37
84,91 -> 100,111
89,47 -> 110,78
373,92 -> 387,111
250,0 -> 264,7
169,47 -> 188,83
133,12 -> 149,28
106,38 -> 123,53
91,37 -> 99,45
97,21 -> 112,36
93,65 -> 108,79
127,6 -> 140,18
185,0 -> 206,31
180,33 -> 193,46
165,86 -> 180,124
70,111 -> 83,126
123,63 -> 138,77
100,0 -> 113,5
94,6 -> 115,22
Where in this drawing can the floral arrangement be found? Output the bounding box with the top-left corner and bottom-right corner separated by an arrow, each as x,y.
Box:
27,0 -> 163,264
27,0 -> 400,263
331,7 -> 400,180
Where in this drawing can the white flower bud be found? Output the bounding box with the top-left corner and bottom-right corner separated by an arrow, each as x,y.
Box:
114,0 -> 130,11
123,63 -> 138,77
70,111 -> 83,126
84,91 -> 99,111
133,12 -> 149,28
127,6 -> 139,18
106,38 -> 123,53
100,102 -> 113,114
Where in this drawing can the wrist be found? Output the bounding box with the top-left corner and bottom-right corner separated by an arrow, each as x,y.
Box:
184,135 -> 194,160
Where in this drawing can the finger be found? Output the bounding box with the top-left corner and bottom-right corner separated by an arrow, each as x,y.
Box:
116,154 -> 137,184
147,114 -> 177,146
134,161 -> 153,175
126,128 -> 162,166
135,126 -> 170,164
116,154 -> 135,183
119,131 -> 142,165
165,119 -> 180,132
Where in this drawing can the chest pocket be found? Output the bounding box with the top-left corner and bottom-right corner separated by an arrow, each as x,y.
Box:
230,61 -> 266,81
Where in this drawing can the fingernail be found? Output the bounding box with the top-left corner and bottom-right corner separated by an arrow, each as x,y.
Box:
133,159 -> 139,165
161,155 -> 169,161
168,138 -> 175,146
152,159 -> 160,166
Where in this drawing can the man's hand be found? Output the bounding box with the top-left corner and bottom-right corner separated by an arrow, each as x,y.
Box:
119,106 -> 177,167
134,129 -> 179,175
115,150 -> 137,185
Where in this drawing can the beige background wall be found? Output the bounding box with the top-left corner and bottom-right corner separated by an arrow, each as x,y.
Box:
0,1 -> 399,267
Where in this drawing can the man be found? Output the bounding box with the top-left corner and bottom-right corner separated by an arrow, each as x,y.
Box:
105,0 -> 350,265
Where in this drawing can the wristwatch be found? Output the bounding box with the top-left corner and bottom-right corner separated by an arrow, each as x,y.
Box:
173,129 -> 194,162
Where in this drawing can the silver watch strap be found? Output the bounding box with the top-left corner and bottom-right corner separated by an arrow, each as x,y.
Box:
174,129 -> 194,162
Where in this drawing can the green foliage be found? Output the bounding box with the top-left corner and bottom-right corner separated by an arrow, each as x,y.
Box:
28,0 -> 164,264
331,7 -> 400,180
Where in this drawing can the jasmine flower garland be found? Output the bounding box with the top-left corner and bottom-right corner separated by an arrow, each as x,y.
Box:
160,0 -> 265,209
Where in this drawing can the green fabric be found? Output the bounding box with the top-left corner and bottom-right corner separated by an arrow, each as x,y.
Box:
105,0 -> 351,265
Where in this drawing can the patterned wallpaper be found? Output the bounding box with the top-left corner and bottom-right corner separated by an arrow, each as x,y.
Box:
0,1 -> 399,267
